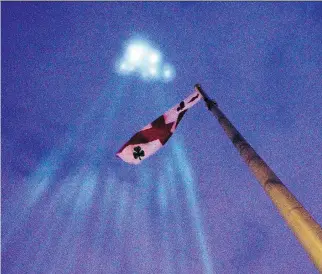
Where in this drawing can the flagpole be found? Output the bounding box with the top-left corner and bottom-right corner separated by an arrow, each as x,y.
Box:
195,84 -> 322,271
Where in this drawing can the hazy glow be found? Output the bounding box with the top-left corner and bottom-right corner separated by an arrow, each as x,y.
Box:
164,69 -> 171,78
172,137 -> 218,274
149,66 -> 157,76
149,52 -> 160,64
120,62 -> 134,72
117,39 -> 176,82
128,44 -> 145,64
162,63 -> 175,82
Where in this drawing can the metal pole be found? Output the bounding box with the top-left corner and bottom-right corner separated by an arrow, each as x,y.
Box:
195,84 -> 322,271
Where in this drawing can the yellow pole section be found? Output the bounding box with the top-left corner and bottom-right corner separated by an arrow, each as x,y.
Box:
195,84 -> 322,271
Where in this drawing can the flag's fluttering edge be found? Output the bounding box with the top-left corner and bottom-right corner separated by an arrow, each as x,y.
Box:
116,89 -> 202,164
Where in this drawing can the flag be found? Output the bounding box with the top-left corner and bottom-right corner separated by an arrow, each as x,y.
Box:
116,89 -> 202,164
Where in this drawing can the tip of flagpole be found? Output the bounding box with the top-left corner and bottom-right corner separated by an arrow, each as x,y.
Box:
194,83 -> 208,99
194,83 -> 217,109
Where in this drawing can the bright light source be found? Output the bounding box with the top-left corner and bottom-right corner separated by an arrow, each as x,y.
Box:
149,52 -> 160,64
128,44 -> 145,64
116,39 -> 176,82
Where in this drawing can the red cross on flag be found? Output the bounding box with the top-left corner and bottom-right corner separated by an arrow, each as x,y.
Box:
116,88 -> 202,164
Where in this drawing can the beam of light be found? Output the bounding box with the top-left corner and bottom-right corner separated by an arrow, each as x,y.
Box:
93,173 -> 116,247
167,160 -> 186,266
112,184 -> 135,273
3,79 -> 219,273
4,79 -> 162,274
29,178 -> 85,274
6,167 -> 93,273
153,82 -> 196,266
116,185 -> 130,230
131,201 -> 154,273
93,174 -> 117,271
8,80 -> 127,272
135,165 -> 153,210
2,146 -> 70,250
23,80 -> 126,272
46,168 -> 98,274
171,135 -> 221,274
7,175 -> 82,274
152,88 -> 187,272
116,39 -> 175,82
157,176 -> 168,214
164,156 -> 189,272
2,75 -> 128,238
157,161 -> 174,274
2,138 -> 75,246
126,165 -> 162,273
3,79 -> 128,253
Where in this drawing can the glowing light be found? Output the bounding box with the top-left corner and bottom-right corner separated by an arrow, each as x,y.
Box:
119,62 -> 134,73
164,69 -> 171,78
128,44 -> 145,64
149,52 -> 160,64
171,137 -> 221,274
120,63 -> 128,71
162,64 -> 175,81
149,66 -> 157,76
116,39 -> 176,82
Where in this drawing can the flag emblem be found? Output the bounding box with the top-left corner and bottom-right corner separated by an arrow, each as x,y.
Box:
116,89 -> 201,164
133,146 -> 145,160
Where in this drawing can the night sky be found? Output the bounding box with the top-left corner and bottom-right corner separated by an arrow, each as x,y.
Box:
2,2 -> 322,273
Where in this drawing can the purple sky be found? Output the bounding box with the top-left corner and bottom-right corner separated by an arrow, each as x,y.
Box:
2,2 -> 322,273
